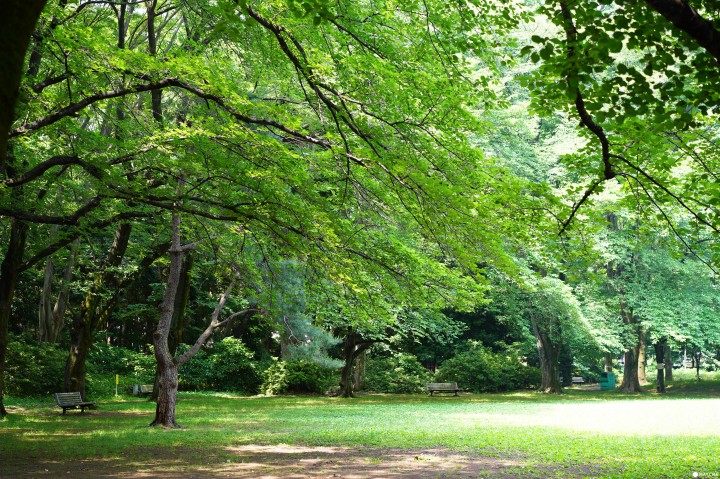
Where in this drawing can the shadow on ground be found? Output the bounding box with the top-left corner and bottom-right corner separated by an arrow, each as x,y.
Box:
1,444 -> 604,479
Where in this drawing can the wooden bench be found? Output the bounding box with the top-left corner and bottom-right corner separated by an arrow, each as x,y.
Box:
571,376 -> 585,385
54,392 -> 95,414
426,382 -> 460,396
133,384 -> 154,396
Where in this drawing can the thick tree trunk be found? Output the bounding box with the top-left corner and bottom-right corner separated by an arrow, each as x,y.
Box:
531,320 -> 562,393
338,351 -> 355,398
64,223 -> 132,393
621,344 -> 643,393
654,340 -> 666,393
0,1 -> 48,163
644,0 -> 720,62
338,332 -> 372,398
537,333 -> 562,393
0,2 -> 47,415
150,355 -> 180,428
353,349 -> 366,392
638,330 -> 648,385
0,219 -> 29,417
664,344 -> 673,381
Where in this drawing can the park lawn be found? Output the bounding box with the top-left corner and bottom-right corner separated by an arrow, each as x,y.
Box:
1,382 -> 719,478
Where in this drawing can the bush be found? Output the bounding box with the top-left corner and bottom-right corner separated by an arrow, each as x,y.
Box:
86,342 -> 156,397
261,360 -> 336,395
178,338 -> 268,394
4,334 -> 66,397
207,337 -> 266,392
435,347 -> 540,393
364,353 -> 431,393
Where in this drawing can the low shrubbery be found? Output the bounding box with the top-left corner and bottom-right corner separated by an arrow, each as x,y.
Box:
435,346 -> 540,393
179,337 -> 267,393
364,353 -> 431,393
3,335 -> 268,398
261,360 -> 337,395
4,335 -> 66,397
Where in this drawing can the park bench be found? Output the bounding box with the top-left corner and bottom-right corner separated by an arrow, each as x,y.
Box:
133,384 -> 154,396
571,376 -> 585,385
54,392 -> 95,414
425,382 -> 460,396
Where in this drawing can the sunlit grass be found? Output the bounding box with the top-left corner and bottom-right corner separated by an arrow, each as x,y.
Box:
2,379 -> 719,478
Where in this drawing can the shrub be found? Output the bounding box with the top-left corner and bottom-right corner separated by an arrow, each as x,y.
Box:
178,338 -> 268,394
205,337 -> 267,393
86,342 -> 155,398
435,346 -> 540,393
364,353 -> 431,393
261,360 -> 336,395
4,335 -> 66,397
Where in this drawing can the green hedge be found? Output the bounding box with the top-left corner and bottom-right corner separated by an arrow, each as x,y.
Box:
364,353 -> 431,393
261,360 -> 337,395
179,337 -> 267,393
435,347 -> 540,393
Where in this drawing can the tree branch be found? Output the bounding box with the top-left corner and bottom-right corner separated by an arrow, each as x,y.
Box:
0,196 -> 102,225
645,0 -> 720,63
19,211 -> 154,271
1,155 -> 102,187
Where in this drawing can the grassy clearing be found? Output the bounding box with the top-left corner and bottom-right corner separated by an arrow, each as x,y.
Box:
1,379 -> 719,478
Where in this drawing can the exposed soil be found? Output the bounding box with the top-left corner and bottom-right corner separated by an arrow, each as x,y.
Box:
0,444 -> 604,479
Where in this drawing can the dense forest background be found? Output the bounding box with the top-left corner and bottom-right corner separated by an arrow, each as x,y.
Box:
2,0 -> 720,426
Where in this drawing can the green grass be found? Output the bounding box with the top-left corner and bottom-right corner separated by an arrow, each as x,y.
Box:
2,379 -> 720,478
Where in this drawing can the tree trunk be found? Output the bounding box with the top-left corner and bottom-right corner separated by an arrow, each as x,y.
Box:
150,210 -> 252,427
338,350 -> 355,398
38,237 -> 78,343
0,2 -> 48,415
38,255 -> 54,341
604,353 -> 613,372
0,1 -> 48,163
353,349 -> 366,392
537,333 -> 562,393
151,212 -> 185,426
152,253 -> 192,401
338,332 -> 372,398
664,344 -> 673,381
638,330 -> 648,385
64,223 -> 132,394
654,340 -> 666,393
531,320 -> 562,393
0,219 -> 29,417
150,354 -> 180,428
620,344 -> 643,393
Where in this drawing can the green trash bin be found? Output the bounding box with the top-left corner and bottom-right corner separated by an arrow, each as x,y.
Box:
599,371 -> 615,391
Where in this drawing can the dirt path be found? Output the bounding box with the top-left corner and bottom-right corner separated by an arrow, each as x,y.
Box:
1,444 -> 602,479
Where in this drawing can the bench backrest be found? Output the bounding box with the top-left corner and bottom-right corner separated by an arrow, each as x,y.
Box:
55,392 -> 83,405
426,382 -> 458,389
139,385 -> 153,393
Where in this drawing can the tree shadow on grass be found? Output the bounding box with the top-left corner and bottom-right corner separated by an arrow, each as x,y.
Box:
0,444 -> 609,479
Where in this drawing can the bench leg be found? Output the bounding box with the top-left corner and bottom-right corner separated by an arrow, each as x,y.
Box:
62,408 -> 67,415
